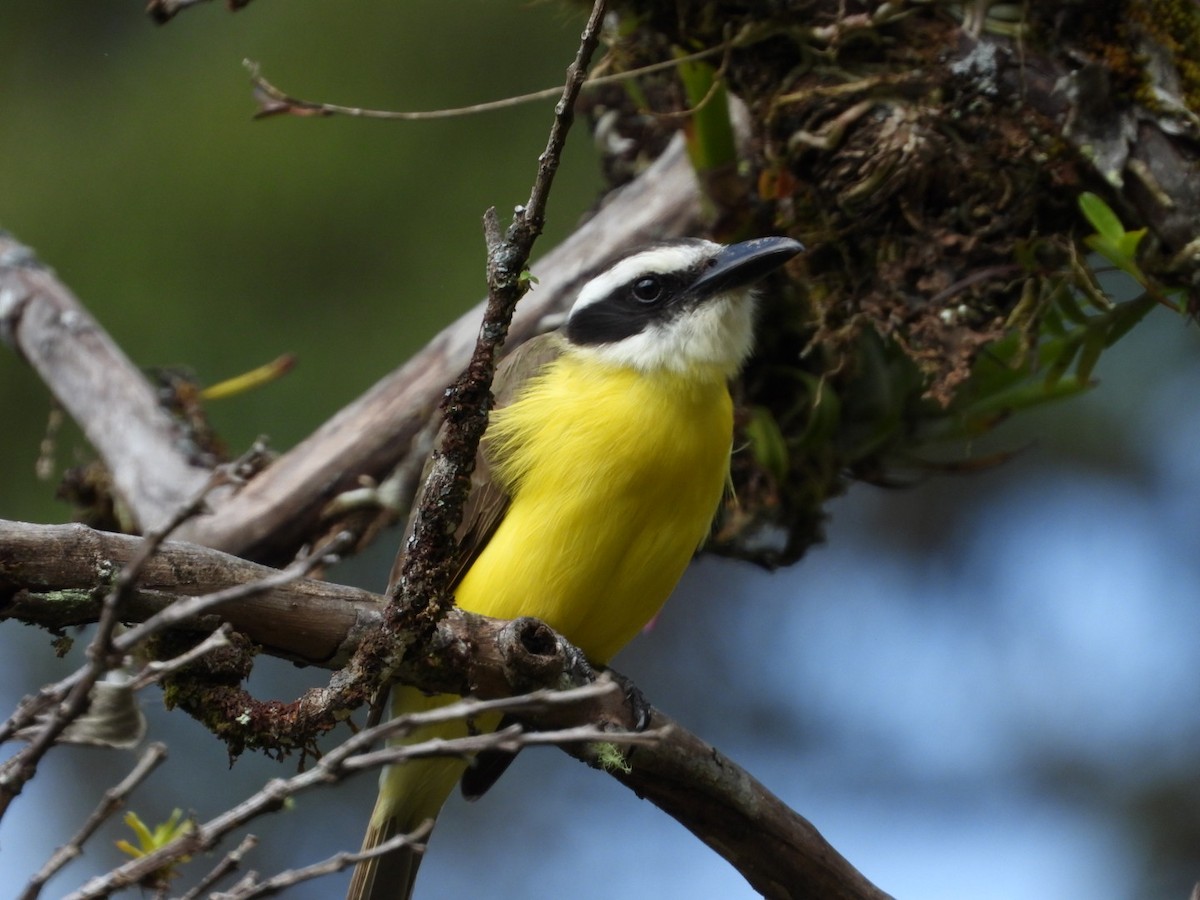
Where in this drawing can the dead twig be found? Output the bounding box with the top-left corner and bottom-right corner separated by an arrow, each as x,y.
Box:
62,682 -> 641,900
208,828 -> 425,900
146,0 -> 251,25
18,742 -> 169,900
244,44 -> 727,121
0,233 -> 211,532
0,460 -> 238,819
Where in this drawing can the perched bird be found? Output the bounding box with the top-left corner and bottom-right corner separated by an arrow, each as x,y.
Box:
347,235 -> 803,900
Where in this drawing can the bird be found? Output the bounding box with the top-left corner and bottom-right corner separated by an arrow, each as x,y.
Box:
346,235 -> 803,900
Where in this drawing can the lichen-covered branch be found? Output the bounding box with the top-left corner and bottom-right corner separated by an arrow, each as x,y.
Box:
2,518 -> 889,900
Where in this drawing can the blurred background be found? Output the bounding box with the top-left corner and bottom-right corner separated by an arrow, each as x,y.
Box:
3,2 -> 1199,898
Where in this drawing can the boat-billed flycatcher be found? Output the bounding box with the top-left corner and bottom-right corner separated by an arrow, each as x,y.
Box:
346,235 -> 803,900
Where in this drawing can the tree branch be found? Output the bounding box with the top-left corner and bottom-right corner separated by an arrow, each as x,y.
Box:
0,466 -> 234,820
208,830 -> 407,899
2,519 -> 889,899
0,520 -> 377,667
378,0 -> 607,642
146,0 -> 251,25
181,833 -> 258,900
0,131 -> 703,569
0,233 -> 211,533
61,684 -> 656,900
608,708 -> 888,900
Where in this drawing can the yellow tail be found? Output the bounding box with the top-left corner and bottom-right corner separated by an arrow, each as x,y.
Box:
346,687 -> 501,900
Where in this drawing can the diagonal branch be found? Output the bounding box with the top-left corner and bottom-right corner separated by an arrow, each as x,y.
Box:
0,234 -> 210,533
180,127 -> 701,564
381,0 -> 608,640
0,130 -> 704,567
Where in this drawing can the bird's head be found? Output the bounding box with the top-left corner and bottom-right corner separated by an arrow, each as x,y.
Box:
564,236 -> 803,378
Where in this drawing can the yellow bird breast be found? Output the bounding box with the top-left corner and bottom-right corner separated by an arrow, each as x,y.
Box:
454,352 -> 734,664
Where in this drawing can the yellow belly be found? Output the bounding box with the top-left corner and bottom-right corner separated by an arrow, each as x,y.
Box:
360,354 -> 736,896
455,353 -> 734,663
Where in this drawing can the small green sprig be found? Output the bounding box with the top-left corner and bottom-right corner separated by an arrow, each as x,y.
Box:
115,809 -> 194,883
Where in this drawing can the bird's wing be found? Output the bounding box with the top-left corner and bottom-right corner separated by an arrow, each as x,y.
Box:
387,332 -> 565,595
377,334 -> 564,805
447,332 -> 565,587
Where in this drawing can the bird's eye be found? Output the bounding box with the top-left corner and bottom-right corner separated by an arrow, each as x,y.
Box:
631,276 -> 663,304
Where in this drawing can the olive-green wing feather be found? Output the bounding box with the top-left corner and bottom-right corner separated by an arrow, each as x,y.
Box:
387,332 -> 566,595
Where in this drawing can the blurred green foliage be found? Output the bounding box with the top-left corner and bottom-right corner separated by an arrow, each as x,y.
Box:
0,0 -> 601,523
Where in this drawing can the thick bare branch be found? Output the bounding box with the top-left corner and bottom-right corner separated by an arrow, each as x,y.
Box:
0,234 -> 210,533
0,522 -> 350,770
0,520 -> 376,667
610,709 -> 889,900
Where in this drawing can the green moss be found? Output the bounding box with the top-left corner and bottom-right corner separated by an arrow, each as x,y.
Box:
1133,0 -> 1200,111
1073,0 -> 1200,112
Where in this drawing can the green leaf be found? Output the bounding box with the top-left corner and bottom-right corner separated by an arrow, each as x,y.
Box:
1079,192 -> 1146,282
795,373 -> 842,450
1078,191 -> 1125,243
1115,229 -> 1146,260
676,55 -> 736,175
1054,286 -> 1091,325
955,373 -> 1093,424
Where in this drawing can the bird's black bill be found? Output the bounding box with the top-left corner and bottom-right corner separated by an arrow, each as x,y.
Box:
692,236 -> 804,299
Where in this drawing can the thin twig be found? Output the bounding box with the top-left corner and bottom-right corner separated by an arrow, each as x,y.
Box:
343,723 -> 664,774
0,461 -> 234,820
146,0 -> 238,25
18,742 -> 169,900
244,43 -> 727,122
177,834 -> 258,900
63,682 -> 640,899
208,826 -> 430,900
0,444 -> 262,746
650,31 -> 736,121
375,0 -> 608,675
127,625 -> 235,691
